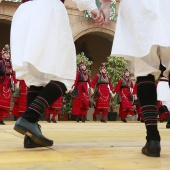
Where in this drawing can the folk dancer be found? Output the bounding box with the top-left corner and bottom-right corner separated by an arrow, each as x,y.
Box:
91,64 -> 114,123
71,62 -> 92,122
100,0 -> 170,157
0,45 -> 17,125
114,69 -> 134,122
11,0 -> 103,147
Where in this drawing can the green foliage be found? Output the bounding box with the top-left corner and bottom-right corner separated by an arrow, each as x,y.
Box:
106,56 -> 127,110
62,92 -> 73,117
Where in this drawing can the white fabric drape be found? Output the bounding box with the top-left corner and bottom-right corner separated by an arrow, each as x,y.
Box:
111,0 -> 170,79
72,0 -> 97,12
11,0 -> 97,90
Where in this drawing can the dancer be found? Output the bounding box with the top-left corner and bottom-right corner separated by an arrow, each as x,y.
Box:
0,45 -> 17,125
11,0 -> 104,147
100,0 -> 170,157
91,64 -> 114,123
12,80 -> 28,120
46,96 -> 63,123
114,69 -> 134,122
71,62 -> 92,123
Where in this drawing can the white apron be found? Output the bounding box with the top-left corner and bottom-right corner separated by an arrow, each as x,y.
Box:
157,78 -> 170,110
10,0 -> 97,90
111,0 -> 170,79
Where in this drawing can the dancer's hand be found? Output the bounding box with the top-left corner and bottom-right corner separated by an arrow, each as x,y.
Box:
100,0 -> 111,25
14,81 -> 20,90
90,88 -> 94,95
110,92 -> 115,98
133,94 -> 138,100
91,9 -> 104,26
69,86 -> 75,93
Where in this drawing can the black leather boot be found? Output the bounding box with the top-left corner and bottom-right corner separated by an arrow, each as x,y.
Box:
51,119 -> 57,123
14,117 -> 53,147
122,119 -> 127,123
76,117 -> 79,122
166,120 -> 170,129
101,119 -> 107,123
46,119 -> 51,123
142,140 -> 161,157
93,117 -> 97,122
166,123 -> 170,129
0,121 -> 5,125
24,135 -> 42,148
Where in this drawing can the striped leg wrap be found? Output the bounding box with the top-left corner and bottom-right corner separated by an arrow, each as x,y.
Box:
29,96 -> 49,115
141,105 -> 158,125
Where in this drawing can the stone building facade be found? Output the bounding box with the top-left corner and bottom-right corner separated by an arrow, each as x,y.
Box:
0,0 -> 121,78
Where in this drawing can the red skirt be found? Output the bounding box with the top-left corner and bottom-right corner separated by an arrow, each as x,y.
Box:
0,76 -> 12,111
72,82 -> 89,115
95,84 -> 110,110
51,96 -> 63,109
120,88 -> 134,112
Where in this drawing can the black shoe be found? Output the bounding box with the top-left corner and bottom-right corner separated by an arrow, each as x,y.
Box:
82,118 -> 85,123
46,119 -> 51,123
24,135 -> 43,148
51,119 -> 57,123
14,117 -> 53,147
160,120 -> 163,123
122,119 -> 127,123
76,117 -> 79,122
101,119 -> 107,123
0,121 -> 5,125
93,117 -> 97,122
141,120 -> 144,123
137,117 -> 140,121
166,123 -> 170,129
142,140 -> 161,157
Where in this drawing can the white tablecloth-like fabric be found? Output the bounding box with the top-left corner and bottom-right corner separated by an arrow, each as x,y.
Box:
10,0 -> 97,90
157,79 -> 170,110
111,0 -> 170,79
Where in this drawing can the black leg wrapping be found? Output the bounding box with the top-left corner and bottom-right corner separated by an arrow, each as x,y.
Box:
22,81 -> 66,123
137,74 -> 157,106
137,75 -> 160,142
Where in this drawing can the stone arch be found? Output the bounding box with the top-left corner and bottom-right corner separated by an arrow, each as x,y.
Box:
73,27 -> 114,42
0,15 -> 12,22
0,1 -> 19,22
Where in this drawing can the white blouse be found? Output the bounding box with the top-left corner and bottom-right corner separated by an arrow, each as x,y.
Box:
72,0 -> 97,12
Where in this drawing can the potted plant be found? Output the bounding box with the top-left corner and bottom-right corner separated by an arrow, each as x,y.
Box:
59,92 -> 73,121
106,56 -> 127,121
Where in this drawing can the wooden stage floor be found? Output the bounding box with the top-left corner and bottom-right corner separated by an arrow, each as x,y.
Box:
0,121 -> 170,170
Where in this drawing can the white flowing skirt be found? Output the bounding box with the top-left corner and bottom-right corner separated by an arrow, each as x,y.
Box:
111,0 -> 170,79
11,0 -> 76,90
157,81 -> 170,102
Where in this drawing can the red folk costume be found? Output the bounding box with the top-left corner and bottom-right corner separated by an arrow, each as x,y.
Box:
114,69 -> 134,122
72,62 -> 91,122
12,80 -> 28,120
0,45 -> 17,125
46,96 -> 63,123
91,64 -> 114,123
